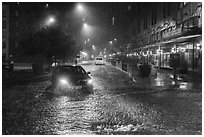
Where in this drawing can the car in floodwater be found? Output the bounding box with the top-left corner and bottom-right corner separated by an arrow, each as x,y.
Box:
51,65 -> 93,93
95,57 -> 105,65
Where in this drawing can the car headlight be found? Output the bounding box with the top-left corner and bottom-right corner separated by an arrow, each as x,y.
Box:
87,79 -> 93,84
60,78 -> 68,85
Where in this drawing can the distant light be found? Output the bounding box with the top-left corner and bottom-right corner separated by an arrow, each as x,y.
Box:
46,16 -> 55,26
46,4 -> 49,8
49,17 -> 55,23
112,17 -> 115,26
109,41 -> 113,44
92,45 -> 95,50
87,39 -> 90,42
81,51 -> 87,56
114,38 -> 117,41
77,4 -> 83,12
83,23 -> 88,28
128,5 -> 132,10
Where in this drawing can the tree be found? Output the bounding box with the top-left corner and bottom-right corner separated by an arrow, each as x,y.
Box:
21,26 -> 80,71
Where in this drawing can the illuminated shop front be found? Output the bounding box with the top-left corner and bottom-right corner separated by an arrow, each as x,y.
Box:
155,35 -> 202,71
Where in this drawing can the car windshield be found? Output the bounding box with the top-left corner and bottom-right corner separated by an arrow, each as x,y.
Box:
54,66 -> 86,74
96,58 -> 102,60
75,66 -> 86,74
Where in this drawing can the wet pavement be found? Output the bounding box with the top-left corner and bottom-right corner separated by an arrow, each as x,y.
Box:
2,61 -> 202,135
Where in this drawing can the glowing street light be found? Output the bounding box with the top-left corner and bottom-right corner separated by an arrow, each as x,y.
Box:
77,4 -> 83,11
49,17 -> 55,23
82,23 -> 92,36
83,23 -> 88,28
109,41 -> 113,45
92,45 -> 96,50
45,16 -> 55,26
77,3 -> 85,13
45,3 -> 49,8
80,51 -> 87,56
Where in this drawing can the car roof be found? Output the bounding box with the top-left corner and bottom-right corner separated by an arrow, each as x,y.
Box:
53,65 -> 83,71
56,65 -> 81,68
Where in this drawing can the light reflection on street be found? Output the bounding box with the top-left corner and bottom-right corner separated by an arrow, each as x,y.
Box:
2,62 -> 202,135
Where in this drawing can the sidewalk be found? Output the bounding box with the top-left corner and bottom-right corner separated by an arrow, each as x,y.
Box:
108,61 -> 202,92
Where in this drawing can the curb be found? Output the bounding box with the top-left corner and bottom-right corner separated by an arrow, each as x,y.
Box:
107,63 -> 202,93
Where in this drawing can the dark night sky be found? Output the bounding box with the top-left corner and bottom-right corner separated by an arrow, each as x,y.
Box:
49,3 -> 130,34
8,2 -> 133,52
44,2 -> 131,50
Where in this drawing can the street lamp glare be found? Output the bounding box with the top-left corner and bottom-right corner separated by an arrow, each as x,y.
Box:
77,4 -> 83,11
92,45 -> 96,50
49,17 -> 55,23
45,16 -> 55,26
83,23 -> 88,28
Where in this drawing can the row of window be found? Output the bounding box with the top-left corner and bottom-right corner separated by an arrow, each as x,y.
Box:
3,42 -> 7,49
3,9 -> 7,18
151,16 -> 200,42
133,3 -> 188,37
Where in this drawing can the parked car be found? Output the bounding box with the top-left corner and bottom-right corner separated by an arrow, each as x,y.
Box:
95,57 -> 104,65
51,65 -> 93,93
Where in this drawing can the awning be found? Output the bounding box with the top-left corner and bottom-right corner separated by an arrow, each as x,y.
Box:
160,34 -> 202,44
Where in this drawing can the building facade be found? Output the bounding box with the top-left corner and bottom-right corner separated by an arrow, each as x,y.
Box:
3,2 -> 52,63
128,2 -> 202,74
2,4 -> 10,62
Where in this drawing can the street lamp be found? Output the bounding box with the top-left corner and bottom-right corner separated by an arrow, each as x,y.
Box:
49,17 -> 55,23
45,16 -> 55,26
77,4 -> 83,12
92,45 -> 96,50
45,3 -> 49,8
83,23 -> 88,28
109,41 -> 113,45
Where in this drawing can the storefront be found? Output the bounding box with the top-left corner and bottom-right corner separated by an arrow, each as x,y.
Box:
152,34 -> 202,72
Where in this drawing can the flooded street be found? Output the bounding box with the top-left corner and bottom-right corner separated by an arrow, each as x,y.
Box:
2,63 -> 202,135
